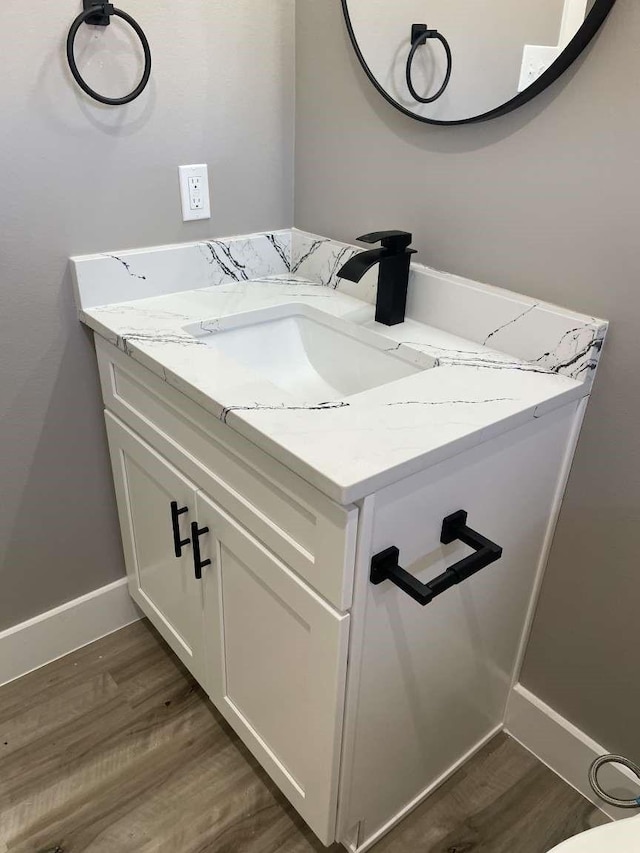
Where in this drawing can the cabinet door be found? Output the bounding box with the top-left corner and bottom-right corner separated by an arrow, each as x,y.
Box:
195,489 -> 350,847
105,413 -> 205,681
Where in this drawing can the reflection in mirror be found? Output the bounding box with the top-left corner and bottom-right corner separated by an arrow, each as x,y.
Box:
342,0 -> 614,124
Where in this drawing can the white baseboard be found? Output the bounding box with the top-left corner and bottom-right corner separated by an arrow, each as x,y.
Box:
506,683 -> 639,821
0,577 -> 142,687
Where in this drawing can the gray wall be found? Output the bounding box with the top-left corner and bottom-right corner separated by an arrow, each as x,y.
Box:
0,0 -> 294,631
294,0 -> 640,757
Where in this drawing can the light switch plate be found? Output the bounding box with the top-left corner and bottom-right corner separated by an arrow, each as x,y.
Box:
179,164 -> 211,221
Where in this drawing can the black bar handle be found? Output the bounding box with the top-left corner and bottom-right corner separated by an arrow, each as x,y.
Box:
370,510 -> 503,606
191,522 -> 211,581
170,501 -> 190,558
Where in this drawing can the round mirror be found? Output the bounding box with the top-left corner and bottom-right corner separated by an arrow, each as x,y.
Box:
341,0 -> 616,125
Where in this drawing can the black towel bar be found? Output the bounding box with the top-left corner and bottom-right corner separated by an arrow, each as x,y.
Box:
370,510 -> 503,606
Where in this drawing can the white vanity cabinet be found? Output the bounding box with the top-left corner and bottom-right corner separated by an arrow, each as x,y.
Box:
106,414 -> 350,842
95,337 -> 584,852
99,340 -> 355,845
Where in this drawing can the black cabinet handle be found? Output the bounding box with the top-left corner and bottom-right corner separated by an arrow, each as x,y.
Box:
170,501 -> 190,558
370,510 -> 503,606
191,522 -> 211,580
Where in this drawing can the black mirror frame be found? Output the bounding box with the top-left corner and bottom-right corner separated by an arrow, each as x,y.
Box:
340,0 -> 617,125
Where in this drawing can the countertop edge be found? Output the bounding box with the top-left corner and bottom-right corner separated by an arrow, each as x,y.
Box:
85,318 -> 588,507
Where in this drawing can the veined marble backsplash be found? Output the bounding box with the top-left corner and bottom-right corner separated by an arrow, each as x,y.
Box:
71,228 -> 607,385
72,231 -> 292,309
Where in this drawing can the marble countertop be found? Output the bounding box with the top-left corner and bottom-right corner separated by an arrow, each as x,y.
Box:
75,233 -> 606,504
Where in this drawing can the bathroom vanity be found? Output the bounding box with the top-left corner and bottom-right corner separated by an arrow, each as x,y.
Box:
73,230 -> 606,851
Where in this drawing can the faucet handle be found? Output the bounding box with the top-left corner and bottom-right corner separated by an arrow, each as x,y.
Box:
357,231 -> 414,252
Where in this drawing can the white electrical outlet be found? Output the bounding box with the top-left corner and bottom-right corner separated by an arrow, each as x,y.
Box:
179,164 -> 211,221
518,45 -> 560,92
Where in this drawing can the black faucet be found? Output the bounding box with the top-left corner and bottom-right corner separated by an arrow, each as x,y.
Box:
337,231 -> 417,326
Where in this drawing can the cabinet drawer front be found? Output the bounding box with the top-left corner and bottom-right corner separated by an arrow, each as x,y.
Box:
96,339 -> 357,611
196,490 -> 349,846
104,413 -> 205,681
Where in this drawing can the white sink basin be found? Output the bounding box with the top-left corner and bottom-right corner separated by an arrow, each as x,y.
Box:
185,304 -> 435,402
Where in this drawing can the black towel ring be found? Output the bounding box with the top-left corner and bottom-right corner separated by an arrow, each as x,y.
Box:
67,2 -> 151,106
406,24 -> 452,105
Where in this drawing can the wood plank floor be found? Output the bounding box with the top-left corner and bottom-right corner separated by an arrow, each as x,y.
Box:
0,620 -> 606,853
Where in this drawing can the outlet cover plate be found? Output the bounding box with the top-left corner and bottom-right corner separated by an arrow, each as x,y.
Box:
179,164 -> 211,222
